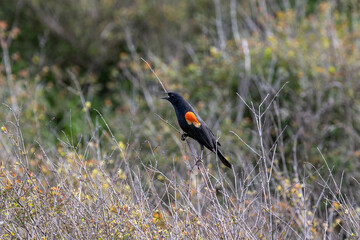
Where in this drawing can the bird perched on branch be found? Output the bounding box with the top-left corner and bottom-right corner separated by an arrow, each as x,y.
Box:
162,92 -> 232,169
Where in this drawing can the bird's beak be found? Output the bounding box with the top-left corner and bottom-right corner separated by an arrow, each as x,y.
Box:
161,92 -> 169,100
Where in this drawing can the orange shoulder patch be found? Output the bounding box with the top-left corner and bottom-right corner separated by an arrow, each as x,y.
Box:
185,111 -> 201,128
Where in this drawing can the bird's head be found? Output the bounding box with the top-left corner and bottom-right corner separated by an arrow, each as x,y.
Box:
161,92 -> 183,103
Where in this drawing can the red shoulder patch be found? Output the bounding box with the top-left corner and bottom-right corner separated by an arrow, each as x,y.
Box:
185,111 -> 201,128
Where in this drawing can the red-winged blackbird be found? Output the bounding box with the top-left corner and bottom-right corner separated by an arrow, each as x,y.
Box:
162,92 -> 232,169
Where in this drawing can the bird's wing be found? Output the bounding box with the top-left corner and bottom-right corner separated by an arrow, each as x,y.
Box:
205,123 -> 221,147
195,120 -> 218,150
185,110 -> 222,149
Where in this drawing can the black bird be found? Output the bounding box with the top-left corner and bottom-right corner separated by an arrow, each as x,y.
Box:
162,92 -> 232,169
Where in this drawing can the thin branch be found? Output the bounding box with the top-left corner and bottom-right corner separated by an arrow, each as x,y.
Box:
230,130 -> 261,158
261,81 -> 289,117
236,93 -> 256,116
140,57 -> 168,93
154,113 -> 181,134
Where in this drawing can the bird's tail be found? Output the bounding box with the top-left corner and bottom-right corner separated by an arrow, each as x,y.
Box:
216,149 -> 232,169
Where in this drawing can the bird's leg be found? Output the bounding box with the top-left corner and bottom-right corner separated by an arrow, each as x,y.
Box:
195,145 -> 204,166
181,132 -> 188,141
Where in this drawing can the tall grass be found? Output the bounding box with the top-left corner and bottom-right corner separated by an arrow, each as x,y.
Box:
1,81 -> 359,239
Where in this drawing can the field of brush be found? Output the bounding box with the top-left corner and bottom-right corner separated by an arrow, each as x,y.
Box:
0,1 -> 359,239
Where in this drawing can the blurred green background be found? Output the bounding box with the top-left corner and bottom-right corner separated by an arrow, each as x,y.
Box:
1,0 -> 360,190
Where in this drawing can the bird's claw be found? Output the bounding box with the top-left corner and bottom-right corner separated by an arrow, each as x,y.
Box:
195,158 -> 203,166
181,133 -> 187,141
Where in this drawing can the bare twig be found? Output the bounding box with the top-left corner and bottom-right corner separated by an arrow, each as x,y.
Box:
154,113 -> 181,134
230,130 -> 261,158
261,81 -> 289,117
140,57 -> 168,93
